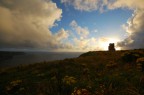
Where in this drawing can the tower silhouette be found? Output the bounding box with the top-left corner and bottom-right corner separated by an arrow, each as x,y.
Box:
108,43 -> 115,51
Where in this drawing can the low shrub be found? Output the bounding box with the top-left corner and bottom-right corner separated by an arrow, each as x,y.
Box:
136,57 -> 144,72
121,51 -> 143,63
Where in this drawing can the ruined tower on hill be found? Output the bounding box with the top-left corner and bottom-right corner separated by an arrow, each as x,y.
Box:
108,43 -> 115,51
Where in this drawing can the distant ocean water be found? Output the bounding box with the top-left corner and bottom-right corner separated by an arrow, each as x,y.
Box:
0,52 -> 83,68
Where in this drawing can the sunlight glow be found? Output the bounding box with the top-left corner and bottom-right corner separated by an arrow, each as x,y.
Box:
99,38 -> 121,50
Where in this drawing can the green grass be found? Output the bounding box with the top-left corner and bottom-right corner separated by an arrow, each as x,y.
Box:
0,50 -> 144,95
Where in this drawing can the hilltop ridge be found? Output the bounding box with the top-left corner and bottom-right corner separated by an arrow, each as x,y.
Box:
0,49 -> 144,95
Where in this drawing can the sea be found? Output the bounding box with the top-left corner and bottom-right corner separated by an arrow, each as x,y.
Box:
0,52 -> 83,68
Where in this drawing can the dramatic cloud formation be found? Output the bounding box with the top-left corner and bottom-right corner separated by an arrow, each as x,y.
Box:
1,0 -> 144,51
0,0 -> 64,50
0,0 -> 107,51
109,0 -> 144,49
117,10 -> 144,49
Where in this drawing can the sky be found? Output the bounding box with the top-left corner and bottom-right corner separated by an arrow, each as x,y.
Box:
0,0 -> 144,52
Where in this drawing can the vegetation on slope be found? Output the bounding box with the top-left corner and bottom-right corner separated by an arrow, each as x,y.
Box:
0,50 -> 144,95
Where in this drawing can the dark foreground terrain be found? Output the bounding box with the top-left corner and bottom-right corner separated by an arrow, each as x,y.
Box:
0,49 -> 144,95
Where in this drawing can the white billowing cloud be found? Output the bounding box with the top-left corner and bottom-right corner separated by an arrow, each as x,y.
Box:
73,37 -> 97,51
55,28 -> 69,41
73,38 -> 89,49
70,20 -> 89,38
107,0 -> 144,49
117,10 -> 144,49
0,0 -> 64,49
105,0 -> 144,49
61,0 -> 99,11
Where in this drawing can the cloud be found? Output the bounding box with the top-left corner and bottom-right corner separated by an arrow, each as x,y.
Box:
106,0 -> 144,10
55,28 -> 69,41
61,0 -> 144,11
61,0 -> 99,11
73,37 -> 97,51
1,0 -> 144,51
105,0 -> 144,49
72,36 -> 120,51
69,20 -> 115,51
0,0 -> 64,50
0,0 -> 103,52
70,20 -> 89,38
108,0 -> 144,49
62,0 -> 144,12
117,10 -> 144,49
66,20 -> 98,51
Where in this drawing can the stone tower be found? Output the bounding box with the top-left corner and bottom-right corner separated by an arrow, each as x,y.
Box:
108,43 -> 115,51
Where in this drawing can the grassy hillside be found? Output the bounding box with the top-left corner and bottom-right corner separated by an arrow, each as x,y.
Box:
0,50 -> 144,95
